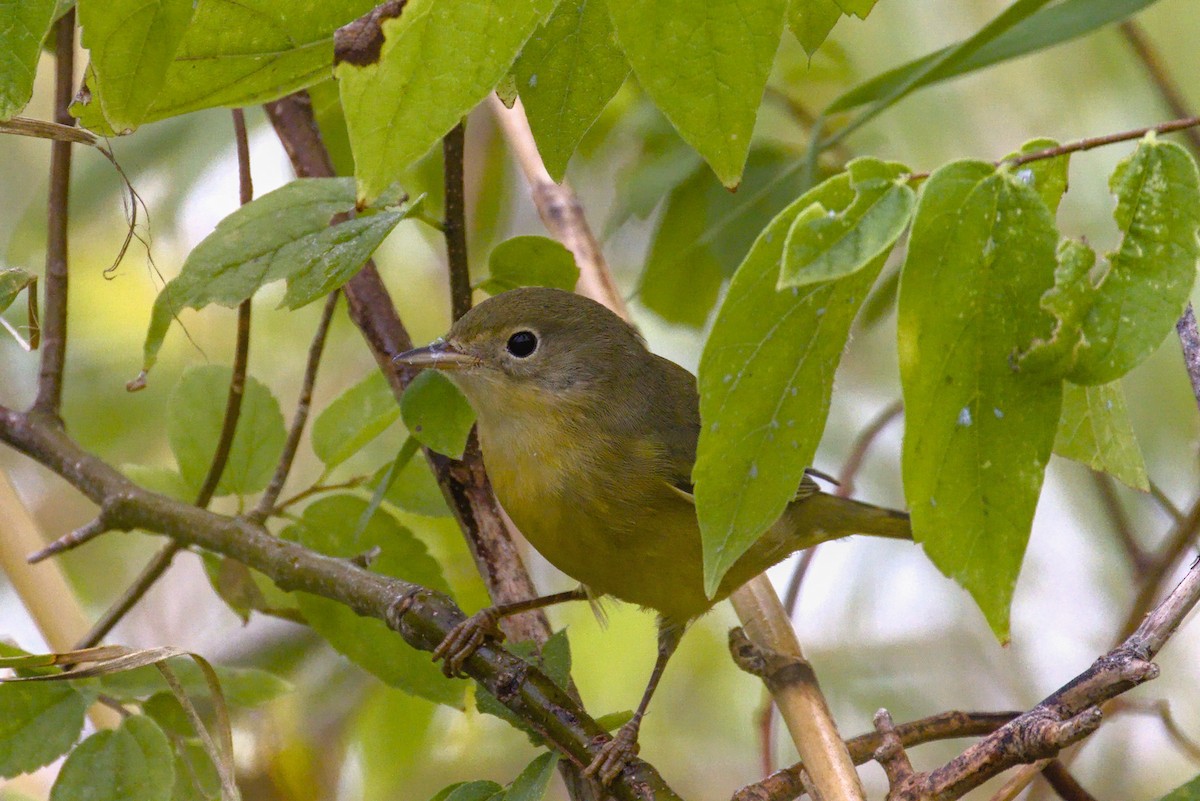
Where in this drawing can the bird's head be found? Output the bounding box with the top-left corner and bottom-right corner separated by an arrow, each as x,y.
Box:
392,287 -> 646,420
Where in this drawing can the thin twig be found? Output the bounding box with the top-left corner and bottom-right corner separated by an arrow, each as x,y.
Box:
1118,494 -> 1200,640
443,122 -> 473,321
1147,479 -> 1186,526
1176,307 -> 1200,416
75,110 -> 257,648
271,476 -> 368,517
32,9 -> 76,420
1113,698 -> 1200,762
1119,21 -> 1200,156
907,115 -> 1200,181
250,291 -> 340,522
1091,473 -> 1152,577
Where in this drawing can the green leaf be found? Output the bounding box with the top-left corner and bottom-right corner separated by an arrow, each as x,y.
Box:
478,236 -> 580,295
607,0 -> 787,187
77,0 -> 195,131
1018,239 -> 1097,376
284,495 -> 464,707
0,267 -> 35,313
338,0 -> 560,204
899,161 -> 1064,638
73,0 -> 379,130
1054,381 -> 1148,491
639,147 -> 811,327
779,157 -> 913,288
507,752 -> 559,801
401,370 -> 476,460
0,0 -> 56,121
515,0 -> 630,180
0,681 -> 88,777
50,715 -> 174,801
828,0 -> 1161,114
167,365 -> 287,497
1067,137 -> 1200,384
99,658 -> 291,708
1157,774 -> 1200,801
169,741 -> 221,801
439,782 -> 504,801
787,0 -> 842,56
120,464 -> 193,501
1004,138 -> 1069,214
312,371 -> 402,469
142,179 -> 411,371
695,169 -> 885,596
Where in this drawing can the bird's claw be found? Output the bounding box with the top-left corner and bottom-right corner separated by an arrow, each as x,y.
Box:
432,608 -> 504,677
584,720 -> 641,785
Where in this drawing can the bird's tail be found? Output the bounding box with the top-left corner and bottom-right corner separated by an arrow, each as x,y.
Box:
744,493 -> 912,572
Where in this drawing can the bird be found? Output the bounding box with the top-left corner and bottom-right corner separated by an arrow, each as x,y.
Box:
392,286 -> 910,783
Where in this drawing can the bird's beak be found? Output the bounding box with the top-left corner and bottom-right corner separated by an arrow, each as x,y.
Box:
392,339 -> 478,371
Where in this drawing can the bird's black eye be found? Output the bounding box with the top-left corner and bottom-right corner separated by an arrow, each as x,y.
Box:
506,331 -> 538,358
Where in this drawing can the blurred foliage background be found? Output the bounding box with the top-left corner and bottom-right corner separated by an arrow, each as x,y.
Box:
3,0 -> 1200,799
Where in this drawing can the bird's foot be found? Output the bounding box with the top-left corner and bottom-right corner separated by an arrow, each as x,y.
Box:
584,719 -> 641,785
432,607 -> 504,677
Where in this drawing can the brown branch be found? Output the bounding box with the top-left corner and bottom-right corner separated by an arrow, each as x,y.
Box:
872,710 -> 915,798
1118,494 -> 1200,639
250,291 -> 340,522
0,404 -> 681,801
262,93 -> 551,645
32,9 -> 77,420
73,110 -> 257,648
443,121 -> 472,321
734,711 -> 1020,801
1177,306 -> 1200,416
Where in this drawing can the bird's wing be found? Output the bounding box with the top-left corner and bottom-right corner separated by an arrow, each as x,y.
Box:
647,354 -> 823,502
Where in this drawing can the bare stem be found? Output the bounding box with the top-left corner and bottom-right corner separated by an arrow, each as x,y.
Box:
443,121 -> 472,321
251,291 -> 340,522
32,9 -> 77,419
1118,21 -> 1200,156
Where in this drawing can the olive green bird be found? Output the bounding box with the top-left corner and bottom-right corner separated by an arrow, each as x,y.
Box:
393,287 -> 910,783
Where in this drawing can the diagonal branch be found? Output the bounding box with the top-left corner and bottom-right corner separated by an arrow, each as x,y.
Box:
0,402 -> 681,801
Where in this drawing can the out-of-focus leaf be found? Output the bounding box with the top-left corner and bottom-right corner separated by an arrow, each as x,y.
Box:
506,752 -> 559,801
167,365 -> 287,497
1054,381 -> 1148,491
120,464 -> 192,501
832,0 -> 875,18
99,657 -> 291,708
0,267 -> 35,313
77,0 -> 195,131
0,0 -> 56,121
438,782 -> 504,801
478,236 -> 580,295
639,148 -> 811,327
143,179 -> 409,371
401,371 -> 476,460
779,157 -> 913,288
607,0 -> 787,187
695,169 -> 884,597
49,715 -> 173,801
354,685 -> 437,800
899,160 -> 1063,639
0,681 -> 88,777
829,0 -> 1163,114
338,0 -> 558,203
169,741 -> 221,801
312,371 -> 402,469
379,454 -> 452,517
1066,137 -> 1200,384
787,0 -> 842,56
284,495 -> 464,707
1156,774 -> 1200,801
515,0 -> 629,180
